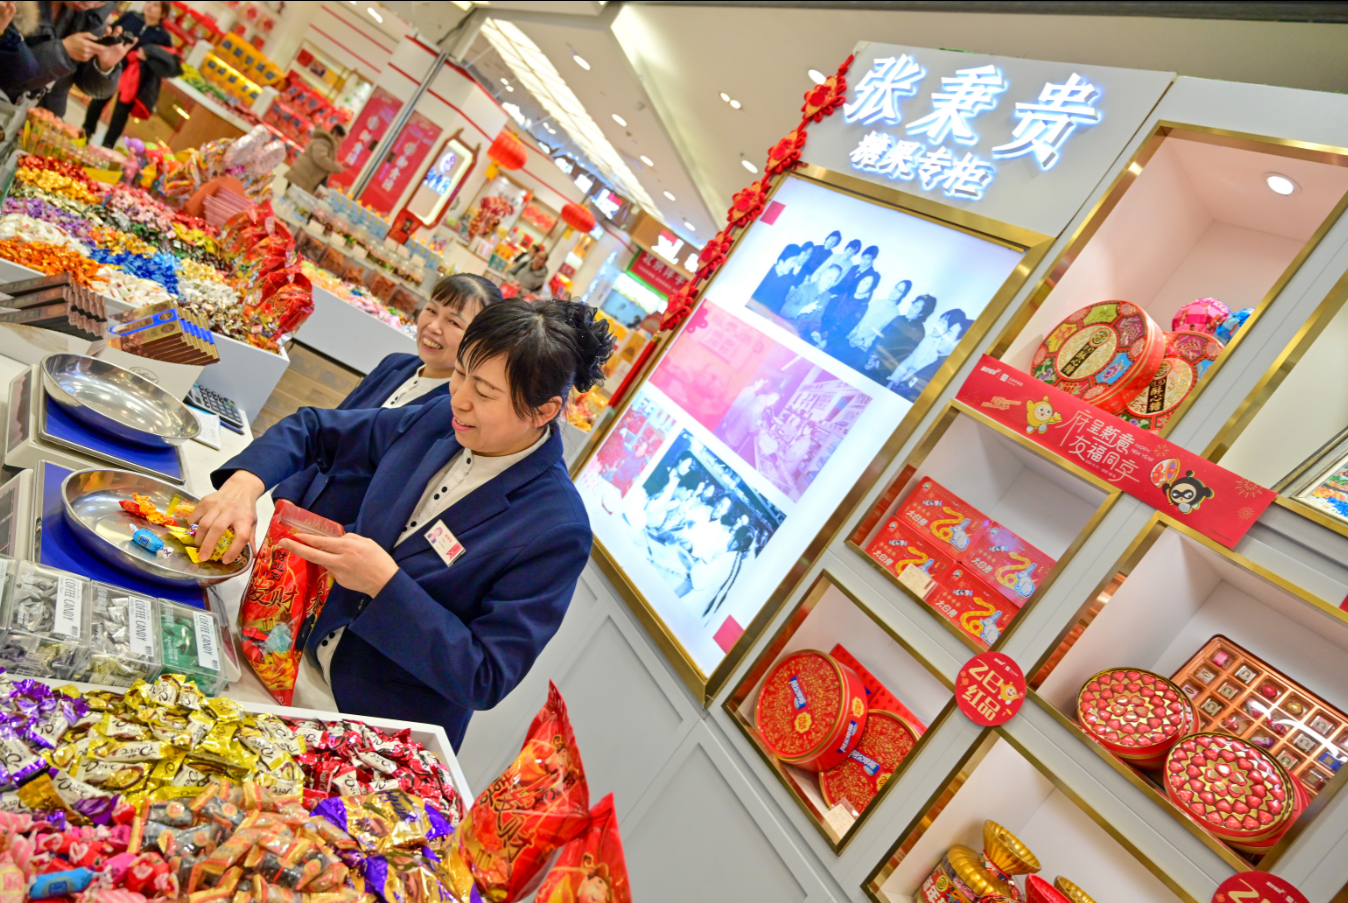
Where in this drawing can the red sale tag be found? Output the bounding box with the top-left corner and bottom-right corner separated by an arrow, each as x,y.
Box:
956,651 -> 1026,726
1212,872 -> 1308,903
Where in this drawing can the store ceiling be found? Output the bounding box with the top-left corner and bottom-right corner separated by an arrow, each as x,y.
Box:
388,1 -> 1348,248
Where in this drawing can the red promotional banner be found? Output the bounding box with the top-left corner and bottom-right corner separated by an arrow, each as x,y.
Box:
629,249 -> 690,299
359,112 -> 442,216
956,651 -> 1025,726
329,87 -> 401,193
957,355 -> 1275,548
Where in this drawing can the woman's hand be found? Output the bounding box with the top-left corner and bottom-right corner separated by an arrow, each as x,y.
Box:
277,533 -> 399,598
194,471 -> 264,564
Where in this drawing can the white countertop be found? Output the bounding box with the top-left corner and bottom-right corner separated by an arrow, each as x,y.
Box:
166,78 -> 255,132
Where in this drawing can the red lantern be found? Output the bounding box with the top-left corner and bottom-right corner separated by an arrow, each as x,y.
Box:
561,202 -> 596,233
487,130 -> 526,170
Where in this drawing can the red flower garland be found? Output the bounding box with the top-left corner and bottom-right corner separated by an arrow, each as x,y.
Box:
726,177 -> 772,229
765,126 -> 808,177
659,282 -> 702,331
801,55 -> 854,123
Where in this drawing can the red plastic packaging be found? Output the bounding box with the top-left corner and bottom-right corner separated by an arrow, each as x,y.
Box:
239,500 -> 344,705
963,523 -> 1057,607
893,477 -> 987,561
534,794 -> 632,903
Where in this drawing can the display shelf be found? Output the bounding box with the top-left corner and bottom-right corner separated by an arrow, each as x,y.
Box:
1031,514 -> 1348,869
724,571 -> 955,853
847,403 -> 1118,657
864,731 -> 1189,903
991,124 -> 1348,438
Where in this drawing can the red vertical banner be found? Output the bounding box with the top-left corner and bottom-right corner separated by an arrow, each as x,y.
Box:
359,113 -> 442,217
328,87 -> 402,193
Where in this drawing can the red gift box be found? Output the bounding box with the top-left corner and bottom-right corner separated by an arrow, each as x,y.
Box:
894,477 -> 988,561
927,567 -> 1020,650
865,517 -> 959,586
963,522 -> 1056,607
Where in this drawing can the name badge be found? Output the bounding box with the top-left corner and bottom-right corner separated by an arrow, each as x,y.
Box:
425,520 -> 465,568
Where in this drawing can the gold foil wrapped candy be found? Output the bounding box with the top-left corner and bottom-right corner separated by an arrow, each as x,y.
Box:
1054,877 -> 1097,903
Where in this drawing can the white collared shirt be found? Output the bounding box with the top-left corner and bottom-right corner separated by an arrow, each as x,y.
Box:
314,427 -> 552,682
382,367 -> 451,408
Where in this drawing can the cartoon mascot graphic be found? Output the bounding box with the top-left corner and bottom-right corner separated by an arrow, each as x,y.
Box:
1025,398 -> 1062,434
1155,461 -> 1215,515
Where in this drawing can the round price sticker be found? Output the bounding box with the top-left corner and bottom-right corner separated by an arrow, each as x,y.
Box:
1212,873 -> 1308,903
956,651 -> 1027,726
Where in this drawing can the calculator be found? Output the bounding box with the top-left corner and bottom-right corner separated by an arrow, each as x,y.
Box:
187,383 -> 245,434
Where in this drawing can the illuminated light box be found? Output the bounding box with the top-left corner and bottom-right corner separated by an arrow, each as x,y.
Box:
577,174 -> 1035,696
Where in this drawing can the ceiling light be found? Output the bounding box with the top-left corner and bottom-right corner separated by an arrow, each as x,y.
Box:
730,100 -> 742,109
611,113 -> 626,126
505,84 -> 514,92
544,124 -> 555,134
367,6 -> 382,22
1266,173 -> 1297,195
808,69 -> 826,84
640,155 -> 653,167
683,221 -> 696,232
663,191 -> 675,201
719,92 -> 730,102
573,54 -> 590,71
500,77 -> 509,85
742,159 -> 758,174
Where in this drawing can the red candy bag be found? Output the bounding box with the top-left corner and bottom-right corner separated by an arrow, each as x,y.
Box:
535,794 -> 631,903
451,683 -> 590,902
239,501 -> 344,705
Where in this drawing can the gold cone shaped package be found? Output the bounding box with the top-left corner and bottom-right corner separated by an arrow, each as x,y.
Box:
1054,877 -> 1097,903
983,821 -> 1041,875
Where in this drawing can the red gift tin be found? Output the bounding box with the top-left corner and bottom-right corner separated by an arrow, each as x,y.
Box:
895,477 -> 988,561
867,517 -> 960,586
1078,668 -> 1194,768
818,709 -> 921,816
1031,301 -> 1166,413
964,523 -> 1057,607
1163,732 -> 1298,851
1120,330 -> 1224,432
756,649 -> 869,772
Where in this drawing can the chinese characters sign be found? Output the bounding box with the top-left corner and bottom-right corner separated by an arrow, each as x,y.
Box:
360,112 -> 442,217
1212,873 -> 1308,903
630,250 -> 690,298
957,355 -> 1276,547
956,651 -> 1025,726
329,87 -> 401,194
846,54 -> 1101,201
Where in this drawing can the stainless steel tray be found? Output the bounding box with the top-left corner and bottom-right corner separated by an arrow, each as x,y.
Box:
42,353 -> 199,448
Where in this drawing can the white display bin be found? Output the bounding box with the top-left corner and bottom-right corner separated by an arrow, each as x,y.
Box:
295,286 -> 417,375
196,332 -> 290,422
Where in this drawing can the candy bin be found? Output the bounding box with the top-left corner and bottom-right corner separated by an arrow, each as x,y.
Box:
1077,668 -> 1195,768
78,583 -> 162,688
157,599 -> 227,694
0,559 -> 90,679
755,649 -> 869,772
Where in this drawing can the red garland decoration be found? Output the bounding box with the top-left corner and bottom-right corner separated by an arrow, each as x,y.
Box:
659,282 -> 702,332
695,230 -> 735,282
800,54 -> 853,123
726,177 -> 772,229
765,126 -> 808,177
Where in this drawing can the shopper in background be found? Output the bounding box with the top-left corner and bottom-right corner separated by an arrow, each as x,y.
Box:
287,124 -> 347,193
0,3 -> 40,97
80,0 -> 174,148
12,1 -> 130,114
273,273 -> 503,526
507,243 -> 550,294
195,300 -> 614,748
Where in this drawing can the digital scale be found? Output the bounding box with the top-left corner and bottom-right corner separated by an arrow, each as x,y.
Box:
2,365 -> 186,484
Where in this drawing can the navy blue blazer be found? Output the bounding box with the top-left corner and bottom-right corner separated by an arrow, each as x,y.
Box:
272,353 -> 449,527
214,399 -> 591,749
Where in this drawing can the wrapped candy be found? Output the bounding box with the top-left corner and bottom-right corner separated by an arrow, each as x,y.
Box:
158,603 -> 228,696
0,560 -> 91,680
1214,307 -> 1253,344
313,790 -> 452,855
0,239 -> 105,288
1171,297 -> 1230,336
919,821 -> 1039,903
81,585 -> 162,689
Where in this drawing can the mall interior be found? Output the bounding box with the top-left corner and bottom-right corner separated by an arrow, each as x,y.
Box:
0,3 -> 1345,903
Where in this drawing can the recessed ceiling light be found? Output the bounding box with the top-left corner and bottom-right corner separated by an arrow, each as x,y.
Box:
573,54 -> 590,70
719,92 -> 730,102
729,99 -> 741,109
683,221 -> 696,232
808,69 -> 826,85
612,113 -> 626,126
544,124 -> 555,134
742,159 -> 758,174
505,84 -> 514,92
367,6 -> 382,22
1266,173 -> 1297,195
640,155 -> 653,167
663,191 -> 675,201
500,77 -> 509,85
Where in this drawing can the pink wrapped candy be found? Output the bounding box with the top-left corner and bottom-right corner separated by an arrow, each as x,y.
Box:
1172,297 -> 1229,335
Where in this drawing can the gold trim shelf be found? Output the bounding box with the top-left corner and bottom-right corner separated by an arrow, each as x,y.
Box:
1029,515 -> 1348,870
848,402 -> 1119,657
723,571 -> 956,854
988,123 -> 1348,440
864,732 -> 1192,903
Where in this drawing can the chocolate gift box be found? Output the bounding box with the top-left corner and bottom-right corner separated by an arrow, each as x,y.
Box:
1076,668 -> 1195,769
818,710 -> 920,816
1172,635 -> 1347,798
755,649 -> 869,772
1031,301 -> 1166,414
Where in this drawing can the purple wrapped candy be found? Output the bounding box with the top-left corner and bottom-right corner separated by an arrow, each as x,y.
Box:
0,735 -> 47,787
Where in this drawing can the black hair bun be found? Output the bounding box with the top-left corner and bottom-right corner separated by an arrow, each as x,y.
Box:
558,301 -> 614,394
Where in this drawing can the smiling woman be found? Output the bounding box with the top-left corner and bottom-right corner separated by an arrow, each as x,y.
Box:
193,300 -> 615,748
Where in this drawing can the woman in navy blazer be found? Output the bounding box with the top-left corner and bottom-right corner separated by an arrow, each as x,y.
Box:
274,274 -> 502,527
198,301 -> 612,749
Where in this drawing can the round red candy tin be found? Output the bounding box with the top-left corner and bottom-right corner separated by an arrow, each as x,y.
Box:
756,649 -> 869,772
1077,668 -> 1194,768
819,709 -> 919,814
1120,330 -> 1224,431
1032,302 -> 1165,413
1163,732 -> 1297,850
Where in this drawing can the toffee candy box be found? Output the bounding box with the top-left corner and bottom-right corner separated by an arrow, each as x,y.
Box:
1031,301 -> 1165,414
756,649 -> 869,772
818,709 -> 920,816
964,524 -> 1056,607
895,478 -> 987,562
1120,330 -> 1224,432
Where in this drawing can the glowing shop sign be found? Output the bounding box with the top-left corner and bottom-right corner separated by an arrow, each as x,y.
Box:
845,55 -> 1102,201
652,230 -> 684,265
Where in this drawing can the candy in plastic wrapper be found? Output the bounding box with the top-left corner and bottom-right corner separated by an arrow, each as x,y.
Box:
83,585 -> 161,688
1215,307 -> 1253,344
366,849 -> 457,903
1171,297 -> 1230,335
0,560 -> 91,680
0,735 -> 48,788
314,789 -> 453,855
158,602 -> 227,695
535,794 -> 631,903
